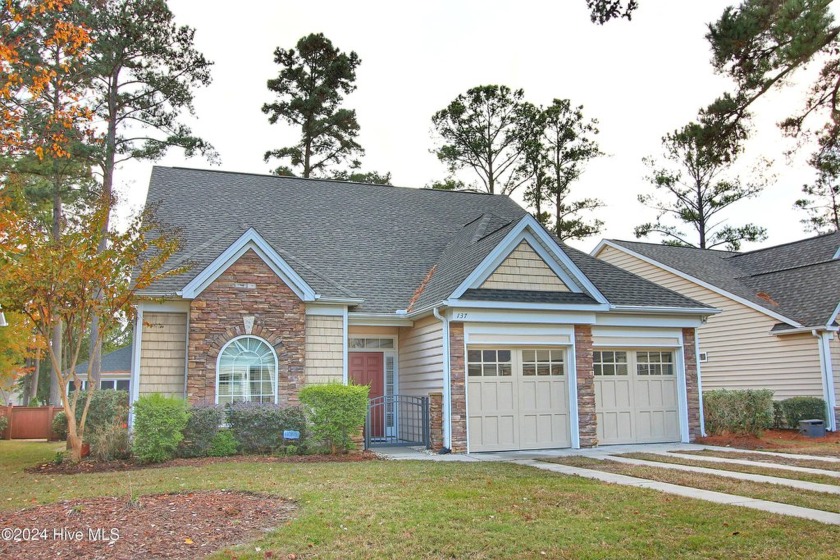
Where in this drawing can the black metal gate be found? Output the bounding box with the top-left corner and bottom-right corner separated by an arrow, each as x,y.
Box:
365,395 -> 430,449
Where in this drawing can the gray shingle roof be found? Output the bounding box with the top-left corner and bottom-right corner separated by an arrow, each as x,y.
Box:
461,289 -> 598,304
141,167 -> 715,315
609,232 -> 840,327
75,344 -> 133,375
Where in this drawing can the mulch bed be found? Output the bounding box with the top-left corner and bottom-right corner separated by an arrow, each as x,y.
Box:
696,429 -> 840,450
0,490 -> 296,559
27,451 -> 379,476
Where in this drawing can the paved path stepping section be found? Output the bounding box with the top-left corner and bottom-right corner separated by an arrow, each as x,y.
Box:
659,451 -> 840,479
606,455 -> 840,494
518,459 -> 840,525
697,445 -> 840,464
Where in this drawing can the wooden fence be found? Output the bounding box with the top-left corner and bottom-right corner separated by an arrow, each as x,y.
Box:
1,406 -> 62,440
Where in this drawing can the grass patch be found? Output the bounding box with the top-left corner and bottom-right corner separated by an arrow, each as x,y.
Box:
678,449 -> 840,472
2,441 -> 840,559
544,456 -> 840,515
618,452 -> 840,486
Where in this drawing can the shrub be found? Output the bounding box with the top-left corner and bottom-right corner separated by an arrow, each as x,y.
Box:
772,401 -> 786,430
89,423 -> 131,462
52,412 -> 68,440
778,396 -> 827,428
132,394 -> 189,464
703,389 -> 774,436
0,415 -> 7,436
299,383 -> 369,454
178,404 -> 225,458
51,391 -> 130,443
208,429 -> 238,457
226,402 -> 307,454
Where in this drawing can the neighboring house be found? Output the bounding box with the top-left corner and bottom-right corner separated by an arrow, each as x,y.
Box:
72,345 -> 133,393
593,234 -> 840,431
130,166 -> 717,452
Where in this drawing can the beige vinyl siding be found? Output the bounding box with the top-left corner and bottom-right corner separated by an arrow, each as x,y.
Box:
830,334 -> 840,416
598,245 -> 824,399
481,241 -> 569,292
398,315 -> 444,397
139,312 -> 187,397
305,315 -> 344,384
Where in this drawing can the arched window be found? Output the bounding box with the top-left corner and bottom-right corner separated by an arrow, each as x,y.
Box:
216,336 -> 277,404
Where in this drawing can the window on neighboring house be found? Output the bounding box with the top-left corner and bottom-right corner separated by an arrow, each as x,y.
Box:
217,336 -> 277,404
99,379 -> 131,392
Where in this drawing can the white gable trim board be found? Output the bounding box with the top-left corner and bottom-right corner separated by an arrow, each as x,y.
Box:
451,215 -> 608,304
179,228 -> 318,301
592,240 -> 802,328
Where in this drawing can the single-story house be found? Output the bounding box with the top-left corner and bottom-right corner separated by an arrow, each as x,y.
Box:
130,166 -> 718,452
72,345 -> 133,393
592,234 -> 840,431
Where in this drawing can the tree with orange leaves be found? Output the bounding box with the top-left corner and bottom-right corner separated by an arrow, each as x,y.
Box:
0,196 -> 186,461
0,311 -> 39,405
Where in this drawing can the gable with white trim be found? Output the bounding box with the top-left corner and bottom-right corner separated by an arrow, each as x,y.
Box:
180,228 -> 317,301
481,241 -> 570,292
451,215 -> 607,304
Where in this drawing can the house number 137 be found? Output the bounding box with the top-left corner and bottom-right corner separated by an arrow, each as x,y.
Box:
455,312 -> 468,320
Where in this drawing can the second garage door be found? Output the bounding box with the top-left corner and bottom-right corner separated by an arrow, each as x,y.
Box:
467,348 -> 571,452
594,349 -> 680,444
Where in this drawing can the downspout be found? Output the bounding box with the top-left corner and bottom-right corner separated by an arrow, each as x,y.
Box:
433,307 -> 452,451
128,305 -> 144,430
694,331 -> 707,437
814,330 -> 837,431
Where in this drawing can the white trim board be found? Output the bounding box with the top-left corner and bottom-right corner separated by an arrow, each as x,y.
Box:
180,228 -> 317,301
450,215 -> 608,304
592,240 -> 802,328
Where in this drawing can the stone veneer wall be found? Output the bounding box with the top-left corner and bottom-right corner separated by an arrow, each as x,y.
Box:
429,392 -> 443,452
682,327 -> 702,440
575,325 -> 598,448
448,323 -> 467,453
187,249 -> 306,405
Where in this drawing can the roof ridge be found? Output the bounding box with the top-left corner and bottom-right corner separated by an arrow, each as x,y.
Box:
736,258 -> 840,279
162,165 -> 503,197
610,239 -> 736,255
724,231 -> 840,260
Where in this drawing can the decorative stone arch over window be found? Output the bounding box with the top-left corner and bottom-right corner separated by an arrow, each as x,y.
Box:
215,335 -> 279,404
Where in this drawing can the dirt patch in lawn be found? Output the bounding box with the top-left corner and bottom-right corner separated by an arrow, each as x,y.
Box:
695,429 -> 840,455
27,451 -> 379,475
0,490 -> 295,559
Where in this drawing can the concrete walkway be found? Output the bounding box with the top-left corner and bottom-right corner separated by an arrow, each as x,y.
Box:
517,459 -> 840,525
658,450 -> 840,479
695,445 -> 840,464
603,455 -> 840,494
373,443 -> 840,525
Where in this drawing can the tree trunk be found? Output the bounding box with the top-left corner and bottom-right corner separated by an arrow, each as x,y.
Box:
29,348 -> 40,404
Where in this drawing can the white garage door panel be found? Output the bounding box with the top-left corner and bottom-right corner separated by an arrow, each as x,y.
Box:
595,350 -> 680,445
468,348 -> 570,452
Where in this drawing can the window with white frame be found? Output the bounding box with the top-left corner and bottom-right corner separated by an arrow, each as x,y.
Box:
349,338 -> 394,349
593,351 -> 629,376
217,336 -> 277,404
522,349 -> 565,376
636,351 -> 674,376
467,349 -> 513,377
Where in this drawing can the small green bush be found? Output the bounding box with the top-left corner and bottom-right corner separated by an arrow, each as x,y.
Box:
226,402 -> 307,454
208,429 -> 238,457
299,383 -> 369,454
772,401 -> 786,430
178,405 -> 225,458
52,412 -> 68,440
89,423 -> 131,462
0,415 -> 8,436
132,394 -> 189,464
778,397 -> 827,428
703,389 -> 774,436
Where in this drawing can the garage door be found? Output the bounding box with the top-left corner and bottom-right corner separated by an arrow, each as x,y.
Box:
467,348 -> 570,452
594,350 -> 680,444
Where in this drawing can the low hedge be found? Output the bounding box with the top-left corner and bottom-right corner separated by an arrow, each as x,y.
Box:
177,404 -> 226,458
774,397 -> 827,429
226,402 -> 307,454
299,383 -> 368,454
132,394 -> 189,464
703,389 -> 774,436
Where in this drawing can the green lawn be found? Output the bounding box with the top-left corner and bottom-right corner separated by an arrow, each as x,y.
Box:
1,442 -> 839,559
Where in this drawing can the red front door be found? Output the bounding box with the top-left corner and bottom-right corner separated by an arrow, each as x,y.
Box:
349,352 -> 384,437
